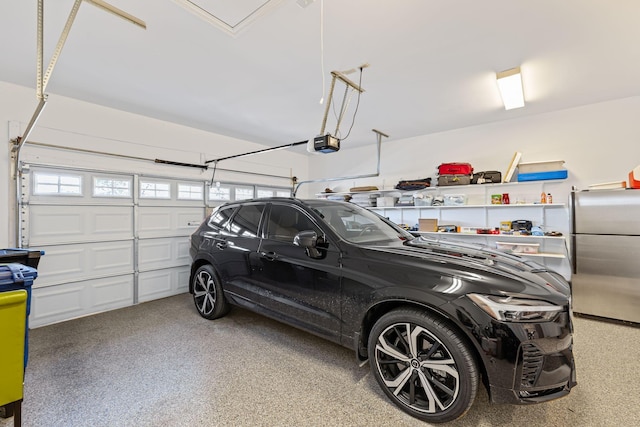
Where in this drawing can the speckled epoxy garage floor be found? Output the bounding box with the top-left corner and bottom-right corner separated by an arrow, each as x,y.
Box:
2,294 -> 639,427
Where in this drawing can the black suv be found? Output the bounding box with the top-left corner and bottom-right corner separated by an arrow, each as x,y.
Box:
189,198 -> 576,423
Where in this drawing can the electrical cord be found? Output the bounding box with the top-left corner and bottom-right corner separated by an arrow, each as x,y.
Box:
340,67 -> 364,141
319,0 -> 325,104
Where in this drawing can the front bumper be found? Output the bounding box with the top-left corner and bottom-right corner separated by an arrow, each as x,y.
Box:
488,329 -> 577,404
452,301 -> 577,404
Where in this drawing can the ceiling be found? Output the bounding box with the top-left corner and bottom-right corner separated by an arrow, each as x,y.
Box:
2,0 -> 640,152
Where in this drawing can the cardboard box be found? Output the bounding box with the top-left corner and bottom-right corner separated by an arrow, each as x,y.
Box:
419,219 -> 438,232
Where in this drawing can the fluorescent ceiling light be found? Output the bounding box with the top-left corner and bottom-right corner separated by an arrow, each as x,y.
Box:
496,67 -> 525,110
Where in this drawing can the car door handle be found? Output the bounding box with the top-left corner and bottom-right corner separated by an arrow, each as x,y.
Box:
260,251 -> 277,261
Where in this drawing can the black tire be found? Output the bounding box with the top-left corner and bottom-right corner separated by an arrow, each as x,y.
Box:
191,264 -> 230,320
367,308 -> 478,423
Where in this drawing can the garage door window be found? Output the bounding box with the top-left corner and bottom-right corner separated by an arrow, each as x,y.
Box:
93,177 -> 132,198
178,183 -> 203,200
209,186 -> 231,201
140,181 -> 171,199
257,188 -> 291,198
257,189 -> 274,198
235,187 -> 254,200
34,172 -> 82,196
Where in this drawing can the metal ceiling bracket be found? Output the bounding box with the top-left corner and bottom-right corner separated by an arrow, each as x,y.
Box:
319,70 -> 365,136
40,0 -> 83,98
85,0 -> 147,29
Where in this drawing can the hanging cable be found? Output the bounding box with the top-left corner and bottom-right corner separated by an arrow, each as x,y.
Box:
209,161 -> 219,186
319,0 -> 325,104
340,67 -> 364,141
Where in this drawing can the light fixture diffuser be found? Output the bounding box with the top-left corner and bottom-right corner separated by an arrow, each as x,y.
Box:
496,67 -> 525,110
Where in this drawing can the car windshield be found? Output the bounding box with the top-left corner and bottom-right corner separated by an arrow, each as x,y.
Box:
307,201 -> 414,244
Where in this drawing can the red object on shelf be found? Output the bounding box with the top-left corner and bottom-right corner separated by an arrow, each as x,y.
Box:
629,166 -> 640,189
438,162 -> 473,175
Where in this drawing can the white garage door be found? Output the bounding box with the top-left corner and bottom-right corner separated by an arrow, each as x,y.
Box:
21,165 -> 205,327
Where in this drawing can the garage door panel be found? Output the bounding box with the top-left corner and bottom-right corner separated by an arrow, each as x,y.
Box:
29,205 -> 133,244
138,210 -> 172,235
138,237 -> 190,270
177,210 -> 205,233
177,239 -> 191,263
138,266 -> 190,302
33,241 -> 134,287
31,284 -> 84,326
94,211 -> 133,234
177,268 -> 190,293
35,246 -> 86,282
30,276 -> 134,327
29,211 -> 85,242
92,277 -> 134,309
138,206 -> 203,238
92,243 -> 135,271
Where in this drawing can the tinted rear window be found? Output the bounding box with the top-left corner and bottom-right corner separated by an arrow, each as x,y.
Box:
229,204 -> 265,237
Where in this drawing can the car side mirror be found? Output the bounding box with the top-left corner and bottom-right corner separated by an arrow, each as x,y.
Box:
293,230 -> 326,259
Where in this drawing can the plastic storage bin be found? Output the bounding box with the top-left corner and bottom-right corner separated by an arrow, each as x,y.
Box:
495,242 -> 540,254
0,264 -> 38,369
0,290 -> 28,422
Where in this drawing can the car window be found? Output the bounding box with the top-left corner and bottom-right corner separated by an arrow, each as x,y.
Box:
208,206 -> 236,232
267,204 -> 321,243
228,204 -> 265,237
310,202 -> 412,244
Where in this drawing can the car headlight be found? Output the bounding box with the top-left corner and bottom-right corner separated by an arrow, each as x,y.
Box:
468,293 -> 563,323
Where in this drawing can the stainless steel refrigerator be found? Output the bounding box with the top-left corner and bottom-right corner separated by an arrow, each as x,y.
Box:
571,189 -> 640,323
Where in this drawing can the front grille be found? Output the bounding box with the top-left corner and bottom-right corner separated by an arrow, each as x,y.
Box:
521,343 -> 544,387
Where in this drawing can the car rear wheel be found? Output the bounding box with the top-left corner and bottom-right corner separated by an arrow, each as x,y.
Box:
192,264 -> 229,319
368,308 -> 478,423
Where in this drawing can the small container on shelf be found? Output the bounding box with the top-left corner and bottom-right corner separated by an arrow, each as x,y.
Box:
444,194 -> 467,206
376,196 -> 397,207
495,241 -> 540,254
414,194 -> 433,206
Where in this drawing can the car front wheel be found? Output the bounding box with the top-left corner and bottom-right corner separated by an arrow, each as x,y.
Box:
192,264 -> 229,320
368,308 -> 478,423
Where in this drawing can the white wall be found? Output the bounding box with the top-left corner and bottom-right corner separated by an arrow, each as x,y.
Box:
306,96 -> 640,196
1,81 -> 308,247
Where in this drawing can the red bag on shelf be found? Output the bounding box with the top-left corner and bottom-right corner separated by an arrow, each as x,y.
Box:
438,162 -> 473,175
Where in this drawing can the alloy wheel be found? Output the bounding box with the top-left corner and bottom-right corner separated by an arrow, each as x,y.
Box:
374,322 -> 461,414
193,268 -> 216,317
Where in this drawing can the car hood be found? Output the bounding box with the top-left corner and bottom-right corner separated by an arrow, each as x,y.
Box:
359,236 -> 570,304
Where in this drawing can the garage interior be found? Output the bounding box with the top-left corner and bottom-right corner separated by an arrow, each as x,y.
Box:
1,1 -> 640,426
